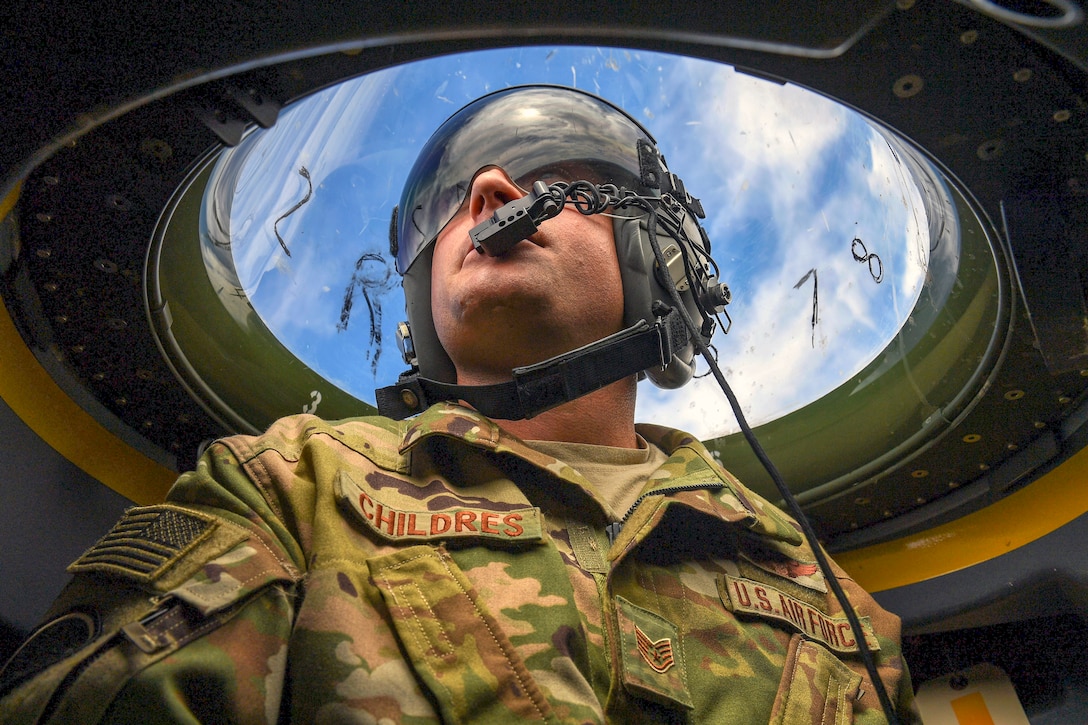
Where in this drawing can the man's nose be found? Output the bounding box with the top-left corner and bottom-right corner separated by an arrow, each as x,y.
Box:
468,168 -> 524,225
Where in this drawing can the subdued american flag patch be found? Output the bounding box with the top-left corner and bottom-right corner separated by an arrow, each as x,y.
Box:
68,505 -> 217,582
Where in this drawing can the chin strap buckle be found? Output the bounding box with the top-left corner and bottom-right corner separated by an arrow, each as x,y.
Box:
375,308 -> 691,421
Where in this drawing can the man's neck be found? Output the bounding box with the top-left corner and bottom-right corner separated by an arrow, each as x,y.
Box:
457,372 -> 639,448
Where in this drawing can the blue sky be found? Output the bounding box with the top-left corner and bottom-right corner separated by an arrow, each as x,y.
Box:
224,46 -> 929,439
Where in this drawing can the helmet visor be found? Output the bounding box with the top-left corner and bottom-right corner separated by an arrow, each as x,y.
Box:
395,86 -> 655,273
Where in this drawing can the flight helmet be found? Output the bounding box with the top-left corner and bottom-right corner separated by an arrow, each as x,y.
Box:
384,85 -> 728,418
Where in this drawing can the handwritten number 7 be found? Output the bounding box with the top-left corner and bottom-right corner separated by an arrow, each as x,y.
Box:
793,268 -> 818,348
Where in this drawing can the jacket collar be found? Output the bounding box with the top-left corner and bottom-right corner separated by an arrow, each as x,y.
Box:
397,404 -> 802,547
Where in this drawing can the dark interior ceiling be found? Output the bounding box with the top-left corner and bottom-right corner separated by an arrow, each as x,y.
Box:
3,0 -> 1088,663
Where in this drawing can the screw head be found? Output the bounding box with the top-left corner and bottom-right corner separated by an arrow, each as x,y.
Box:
400,389 -> 420,410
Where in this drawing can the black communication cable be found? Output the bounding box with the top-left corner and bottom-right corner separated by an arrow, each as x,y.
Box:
638,197 -> 903,725
551,180 -> 903,723
471,177 -> 903,723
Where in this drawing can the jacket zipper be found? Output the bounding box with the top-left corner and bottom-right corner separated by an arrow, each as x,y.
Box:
600,481 -> 727,715
606,482 -> 726,544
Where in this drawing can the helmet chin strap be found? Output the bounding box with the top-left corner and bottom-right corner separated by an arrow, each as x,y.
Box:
375,307 -> 689,420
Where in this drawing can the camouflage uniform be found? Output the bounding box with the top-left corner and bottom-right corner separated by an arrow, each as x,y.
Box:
1,403 -> 913,723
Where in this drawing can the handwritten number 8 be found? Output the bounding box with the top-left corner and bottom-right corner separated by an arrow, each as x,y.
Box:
851,238 -> 883,283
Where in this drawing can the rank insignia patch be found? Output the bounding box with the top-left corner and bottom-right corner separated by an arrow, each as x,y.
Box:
615,596 -> 693,709
635,625 -> 676,673
69,505 -> 218,583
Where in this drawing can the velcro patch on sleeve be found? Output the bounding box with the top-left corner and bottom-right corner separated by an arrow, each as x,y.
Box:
718,574 -> 879,654
68,505 -> 226,584
337,471 -> 542,544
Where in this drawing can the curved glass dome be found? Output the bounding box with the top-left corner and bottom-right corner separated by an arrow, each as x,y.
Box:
147,46 -> 1005,503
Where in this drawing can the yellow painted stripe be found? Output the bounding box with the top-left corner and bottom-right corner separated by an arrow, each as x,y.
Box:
0,181 -> 22,222
951,692 -> 995,725
0,292 -> 175,504
837,441 -> 1088,591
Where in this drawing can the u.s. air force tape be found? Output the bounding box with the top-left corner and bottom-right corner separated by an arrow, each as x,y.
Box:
336,472 -> 543,543
718,574 -> 880,654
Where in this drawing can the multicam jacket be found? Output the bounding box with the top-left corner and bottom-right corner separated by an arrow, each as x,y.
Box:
0,403 -> 913,723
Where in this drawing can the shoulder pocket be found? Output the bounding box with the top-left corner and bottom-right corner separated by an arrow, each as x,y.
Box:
368,545 -> 553,723
2,524 -> 299,725
770,635 -> 862,725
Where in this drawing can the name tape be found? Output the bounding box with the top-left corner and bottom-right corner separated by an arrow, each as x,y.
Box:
719,574 -> 879,654
338,474 -> 542,543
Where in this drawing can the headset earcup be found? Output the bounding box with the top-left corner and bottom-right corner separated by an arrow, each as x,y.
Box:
612,209 -> 698,389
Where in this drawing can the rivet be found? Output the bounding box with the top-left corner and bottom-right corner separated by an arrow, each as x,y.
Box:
963,433 -> 982,443
1004,389 -> 1025,400
70,344 -> 84,353
1013,68 -> 1032,82
1081,369 -> 1088,377
114,396 -> 128,406
135,369 -> 154,381
911,469 -> 929,478
400,389 -> 420,410
105,318 -> 128,330
948,481 -> 960,489
92,372 -> 106,381
42,175 -> 60,186
850,522 -> 859,529
915,497 -> 926,504
93,258 -> 118,274
42,282 -> 58,292
142,420 -> 154,429
1034,421 -> 1047,429
139,138 -> 173,163
893,74 -> 924,99
1059,396 -> 1072,404
977,139 -> 1006,160
1054,110 -> 1072,122
960,29 -> 979,44
979,463 -> 990,471
854,497 -> 871,506
35,248 -> 52,258
170,441 -> 182,451
1008,443 -> 1019,451
883,510 -> 893,518
896,0 -> 915,9
35,213 -> 52,223
54,314 -> 68,324
105,194 -> 132,211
